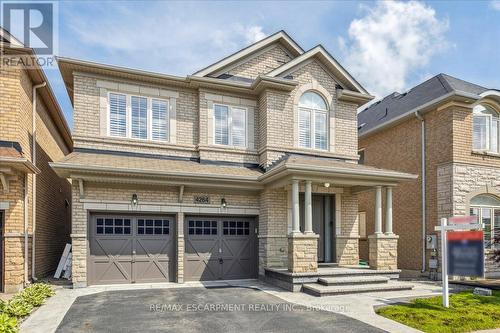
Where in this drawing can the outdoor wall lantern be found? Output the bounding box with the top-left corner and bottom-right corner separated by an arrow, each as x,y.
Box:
324,182 -> 330,188
221,198 -> 227,208
131,193 -> 138,206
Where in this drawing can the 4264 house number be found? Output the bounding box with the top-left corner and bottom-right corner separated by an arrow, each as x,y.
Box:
194,196 -> 210,204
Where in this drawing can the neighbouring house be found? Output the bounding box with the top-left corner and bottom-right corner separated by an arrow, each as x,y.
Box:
0,29 -> 73,292
51,31 -> 415,291
358,74 -> 500,278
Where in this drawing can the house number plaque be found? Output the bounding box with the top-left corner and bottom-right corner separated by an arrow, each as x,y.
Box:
194,196 -> 210,204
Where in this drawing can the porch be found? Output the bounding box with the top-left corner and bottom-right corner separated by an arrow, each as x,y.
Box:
264,265 -> 413,296
258,155 -> 417,293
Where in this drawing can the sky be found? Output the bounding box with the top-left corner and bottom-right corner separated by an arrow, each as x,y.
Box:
34,0 -> 500,129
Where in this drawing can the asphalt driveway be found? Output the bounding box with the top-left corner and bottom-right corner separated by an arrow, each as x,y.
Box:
55,286 -> 387,333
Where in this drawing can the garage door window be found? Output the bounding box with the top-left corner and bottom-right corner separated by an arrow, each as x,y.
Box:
137,219 -> 170,235
96,218 -> 131,235
223,221 -> 250,235
188,220 -> 217,235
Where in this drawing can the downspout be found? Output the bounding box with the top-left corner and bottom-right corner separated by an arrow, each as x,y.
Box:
24,174 -> 28,286
32,82 -> 46,282
415,110 -> 426,273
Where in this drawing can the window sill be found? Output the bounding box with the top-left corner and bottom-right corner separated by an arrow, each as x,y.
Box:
471,150 -> 500,158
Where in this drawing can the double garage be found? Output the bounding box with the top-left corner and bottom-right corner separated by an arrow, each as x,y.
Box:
88,214 -> 258,285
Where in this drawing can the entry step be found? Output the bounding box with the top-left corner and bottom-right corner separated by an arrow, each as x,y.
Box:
302,281 -> 413,297
318,275 -> 390,286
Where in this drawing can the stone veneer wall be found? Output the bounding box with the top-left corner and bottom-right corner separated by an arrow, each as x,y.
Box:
288,235 -> 318,273
368,235 -> 399,270
437,162 -> 500,277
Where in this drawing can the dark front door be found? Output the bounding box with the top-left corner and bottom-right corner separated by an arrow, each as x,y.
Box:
184,216 -> 257,281
88,215 -> 175,285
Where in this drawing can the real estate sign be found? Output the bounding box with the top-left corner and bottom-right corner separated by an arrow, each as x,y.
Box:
447,231 -> 484,277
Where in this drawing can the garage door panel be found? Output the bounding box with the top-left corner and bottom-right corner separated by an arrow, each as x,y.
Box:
89,215 -> 174,285
184,216 -> 257,281
93,261 -> 132,284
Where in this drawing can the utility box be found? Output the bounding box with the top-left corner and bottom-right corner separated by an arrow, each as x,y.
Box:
426,235 -> 437,249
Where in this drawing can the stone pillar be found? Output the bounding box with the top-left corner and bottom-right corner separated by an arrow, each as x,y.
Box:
291,180 -> 300,234
368,234 -> 399,270
385,187 -> 393,235
374,186 -> 383,234
288,234 -> 319,273
304,180 -> 313,234
176,212 -> 184,283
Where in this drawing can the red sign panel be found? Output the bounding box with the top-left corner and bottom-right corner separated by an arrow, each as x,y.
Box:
448,216 -> 477,225
447,231 -> 483,241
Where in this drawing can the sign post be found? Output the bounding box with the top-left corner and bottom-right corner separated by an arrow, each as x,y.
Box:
435,216 -> 484,308
440,218 -> 449,308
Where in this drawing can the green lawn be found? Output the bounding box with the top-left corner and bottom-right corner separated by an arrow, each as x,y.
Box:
376,291 -> 500,333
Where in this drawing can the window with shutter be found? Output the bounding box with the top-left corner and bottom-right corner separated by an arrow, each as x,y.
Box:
213,104 -> 247,147
109,93 -> 127,137
298,91 -> 329,150
131,96 -> 148,139
473,105 -> 499,153
152,99 -> 169,141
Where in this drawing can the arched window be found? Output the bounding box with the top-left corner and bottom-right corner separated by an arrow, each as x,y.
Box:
473,105 -> 499,153
298,91 -> 328,150
470,194 -> 500,249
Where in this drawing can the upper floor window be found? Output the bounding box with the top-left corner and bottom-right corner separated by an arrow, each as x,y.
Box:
473,105 -> 499,154
470,194 -> 500,249
214,104 -> 246,147
108,92 -> 169,142
298,91 -> 328,150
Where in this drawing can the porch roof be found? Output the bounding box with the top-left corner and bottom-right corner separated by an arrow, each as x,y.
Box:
49,150 -> 264,190
0,147 -> 39,174
260,154 -> 417,187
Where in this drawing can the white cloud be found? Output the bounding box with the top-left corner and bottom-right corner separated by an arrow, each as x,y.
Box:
243,26 -> 267,44
491,0 -> 500,10
339,1 -> 449,97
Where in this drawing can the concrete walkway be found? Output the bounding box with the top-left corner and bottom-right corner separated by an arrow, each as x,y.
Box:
20,279 -> 467,333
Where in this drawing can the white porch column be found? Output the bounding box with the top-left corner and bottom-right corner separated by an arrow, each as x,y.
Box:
374,186 -> 383,234
304,180 -> 313,234
385,187 -> 393,235
292,180 -> 300,234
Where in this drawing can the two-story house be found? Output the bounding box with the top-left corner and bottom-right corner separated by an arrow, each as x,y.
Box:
0,29 -> 72,292
52,31 -> 415,290
358,74 -> 500,278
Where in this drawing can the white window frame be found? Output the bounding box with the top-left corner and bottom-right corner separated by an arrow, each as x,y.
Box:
212,103 -> 248,148
298,106 -> 329,150
107,91 -> 170,143
473,105 -> 499,154
470,204 -> 500,249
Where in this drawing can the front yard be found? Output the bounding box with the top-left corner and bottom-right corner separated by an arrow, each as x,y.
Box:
377,291 -> 500,333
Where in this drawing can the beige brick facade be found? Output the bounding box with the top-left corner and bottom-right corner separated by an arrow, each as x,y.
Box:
59,34 -> 399,287
0,55 -> 72,292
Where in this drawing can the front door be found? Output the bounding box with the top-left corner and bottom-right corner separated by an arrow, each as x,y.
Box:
301,194 -> 335,263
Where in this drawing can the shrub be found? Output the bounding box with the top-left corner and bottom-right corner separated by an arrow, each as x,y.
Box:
20,284 -> 54,306
0,313 -> 17,333
3,297 -> 32,318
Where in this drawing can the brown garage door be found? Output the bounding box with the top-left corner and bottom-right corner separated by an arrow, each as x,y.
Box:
89,215 -> 174,285
184,216 -> 257,281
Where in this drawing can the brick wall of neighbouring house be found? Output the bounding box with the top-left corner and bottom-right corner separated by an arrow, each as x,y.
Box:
226,45 -> 292,80
0,61 -> 71,291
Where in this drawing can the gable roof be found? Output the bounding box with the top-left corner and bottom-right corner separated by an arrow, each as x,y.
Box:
267,45 -> 370,96
358,74 -> 489,137
193,30 -> 304,77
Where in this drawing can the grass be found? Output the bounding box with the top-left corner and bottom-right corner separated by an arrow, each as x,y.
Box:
376,291 -> 500,333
